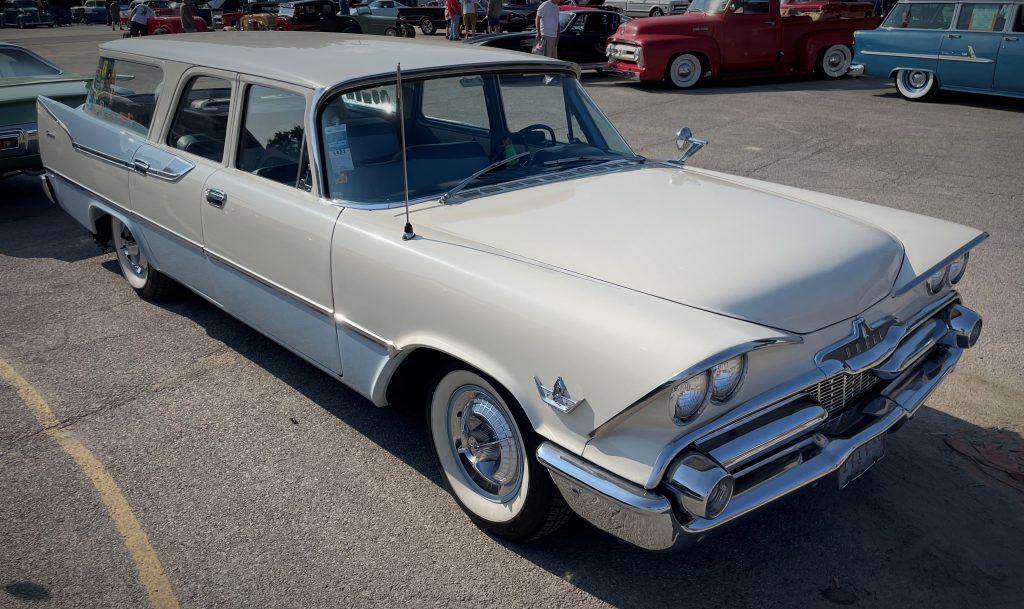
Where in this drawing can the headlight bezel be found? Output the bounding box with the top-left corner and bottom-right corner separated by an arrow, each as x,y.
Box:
710,354 -> 747,403
670,372 -> 709,424
668,353 -> 749,426
925,266 -> 948,294
948,252 -> 969,284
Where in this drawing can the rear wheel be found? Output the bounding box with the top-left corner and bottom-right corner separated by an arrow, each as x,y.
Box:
427,367 -> 571,541
112,217 -> 178,300
667,53 -> 702,89
894,69 -> 938,101
818,44 -> 851,79
420,17 -> 434,34
384,25 -> 398,36
649,6 -> 664,16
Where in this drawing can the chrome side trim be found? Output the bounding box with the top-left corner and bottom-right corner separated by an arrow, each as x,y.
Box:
132,212 -> 204,253
205,249 -> 333,319
591,336 -> 802,439
71,142 -> 133,170
705,403 -> 827,472
938,54 -> 995,64
892,233 -> 989,296
860,50 -> 940,60
333,313 -> 399,357
37,97 -> 71,136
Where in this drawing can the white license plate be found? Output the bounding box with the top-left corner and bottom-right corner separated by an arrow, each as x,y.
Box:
838,435 -> 885,488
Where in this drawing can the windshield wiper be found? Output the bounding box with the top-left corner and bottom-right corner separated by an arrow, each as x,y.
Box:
439,150 -> 532,204
540,154 -> 646,167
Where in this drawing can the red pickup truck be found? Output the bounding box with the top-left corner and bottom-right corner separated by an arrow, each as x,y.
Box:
605,0 -> 880,88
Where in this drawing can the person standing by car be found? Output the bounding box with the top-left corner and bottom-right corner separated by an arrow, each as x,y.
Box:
534,0 -> 559,58
179,0 -> 196,31
486,0 -> 501,32
461,0 -> 477,37
445,0 -> 461,39
106,0 -> 116,28
129,0 -> 154,35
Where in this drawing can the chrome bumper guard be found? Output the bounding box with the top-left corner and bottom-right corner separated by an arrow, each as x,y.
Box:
537,304 -> 978,551
848,64 -> 865,77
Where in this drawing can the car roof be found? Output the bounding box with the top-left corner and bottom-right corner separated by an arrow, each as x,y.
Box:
99,32 -> 568,90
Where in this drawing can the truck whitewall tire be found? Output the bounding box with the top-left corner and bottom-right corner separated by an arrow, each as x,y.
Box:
819,44 -> 851,79
667,53 -> 702,89
427,367 -> 570,540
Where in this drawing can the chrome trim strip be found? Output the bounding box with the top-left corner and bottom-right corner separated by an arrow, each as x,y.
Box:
333,313 -> 399,357
71,142 -> 133,170
37,98 -> 71,136
860,50 -> 939,60
205,249 -> 334,319
706,403 -> 828,472
892,233 -> 988,296
590,336 -> 802,439
132,212 -> 204,253
938,55 -> 996,64
872,318 -> 946,379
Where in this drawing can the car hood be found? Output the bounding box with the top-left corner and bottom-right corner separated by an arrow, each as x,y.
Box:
410,166 -> 904,334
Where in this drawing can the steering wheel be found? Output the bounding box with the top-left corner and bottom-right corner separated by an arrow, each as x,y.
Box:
515,124 -> 557,147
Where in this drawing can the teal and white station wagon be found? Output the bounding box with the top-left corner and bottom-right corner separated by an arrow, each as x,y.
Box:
38,34 -> 987,550
851,0 -> 1024,100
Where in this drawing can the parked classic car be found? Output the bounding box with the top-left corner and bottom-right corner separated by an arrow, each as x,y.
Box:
850,0 -> 1024,100
278,0 -> 353,30
606,0 -> 881,87
37,33 -> 986,550
468,9 -> 629,69
0,43 -> 87,178
1,0 -> 55,27
334,5 -> 415,34
69,0 -> 108,22
603,0 -> 673,16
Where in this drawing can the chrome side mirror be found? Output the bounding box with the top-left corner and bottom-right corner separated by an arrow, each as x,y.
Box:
676,127 -> 707,165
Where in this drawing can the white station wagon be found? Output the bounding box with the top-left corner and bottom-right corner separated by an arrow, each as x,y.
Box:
38,34 -> 986,550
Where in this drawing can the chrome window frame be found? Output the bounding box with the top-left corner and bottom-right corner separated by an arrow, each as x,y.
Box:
84,55 -> 165,139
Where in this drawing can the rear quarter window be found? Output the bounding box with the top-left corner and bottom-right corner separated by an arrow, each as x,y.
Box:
85,57 -> 163,135
882,2 -> 956,29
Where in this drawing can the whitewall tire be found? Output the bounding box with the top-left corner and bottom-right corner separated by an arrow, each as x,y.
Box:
667,53 -> 702,89
819,44 -> 851,79
895,69 -> 938,101
427,366 -> 570,540
111,217 -> 177,299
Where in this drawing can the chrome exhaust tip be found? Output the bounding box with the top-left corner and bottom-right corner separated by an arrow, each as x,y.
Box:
947,304 -> 982,349
665,453 -> 734,519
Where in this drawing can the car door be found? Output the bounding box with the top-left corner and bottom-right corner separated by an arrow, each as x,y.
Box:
993,3 -> 1023,92
719,0 -> 779,72
561,12 -> 615,63
128,68 -> 237,300
200,76 -> 343,374
937,2 -> 1010,89
37,56 -> 161,227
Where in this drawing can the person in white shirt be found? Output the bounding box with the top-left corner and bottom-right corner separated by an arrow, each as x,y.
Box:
461,0 -> 477,38
534,0 -> 559,58
129,1 -> 155,36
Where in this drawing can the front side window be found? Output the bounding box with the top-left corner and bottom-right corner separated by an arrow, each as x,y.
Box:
318,72 -> 633,205
882,2 -> 955,29
955,3 -> 1010,31
85,57 -> 163,135
167,75 -> 232,162
237,85 -> 311,189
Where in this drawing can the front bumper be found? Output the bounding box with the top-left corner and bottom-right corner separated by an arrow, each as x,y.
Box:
848,63 -> 865,77
537,303 -> 979,551
0,123 -> 40,175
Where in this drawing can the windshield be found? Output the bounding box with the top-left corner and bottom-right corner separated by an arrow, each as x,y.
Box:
558,11 -> 573,28
0,48 -> 60,77
687,0 -> 730,13
318,72 -> 634,206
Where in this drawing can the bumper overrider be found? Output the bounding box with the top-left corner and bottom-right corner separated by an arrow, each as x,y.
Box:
537,301 -> 982,551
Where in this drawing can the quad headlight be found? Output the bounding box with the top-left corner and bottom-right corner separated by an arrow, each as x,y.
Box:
948,252 -> 969,284
670,354 -> 748,424
926,252 -> 971,294
926,267 -> 948,294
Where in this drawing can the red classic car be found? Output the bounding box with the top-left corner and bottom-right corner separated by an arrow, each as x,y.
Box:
605,0 -> 880,88
126,0 -> 210,33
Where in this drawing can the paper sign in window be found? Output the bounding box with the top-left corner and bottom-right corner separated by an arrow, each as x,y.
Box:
324,123 -> 354,180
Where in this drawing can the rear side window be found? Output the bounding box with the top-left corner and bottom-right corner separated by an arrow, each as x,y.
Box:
955,3 -> 1011,31
237,85 -> 311,189
167,75 -> 233,162
85,58 -> 163,135
882,2 -> 955,29
0,48 -> 60,78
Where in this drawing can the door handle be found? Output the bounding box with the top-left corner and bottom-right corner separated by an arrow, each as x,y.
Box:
1006,36 -> 1020,41
205,188 -> 227,208
763,20 -> 775,25
947,33 -> 961,39
132,159 -> 150,175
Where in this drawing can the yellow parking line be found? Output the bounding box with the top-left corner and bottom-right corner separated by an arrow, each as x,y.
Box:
0,359 -> 181,609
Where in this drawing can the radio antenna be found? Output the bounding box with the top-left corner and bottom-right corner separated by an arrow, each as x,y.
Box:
397,62 -> 415,241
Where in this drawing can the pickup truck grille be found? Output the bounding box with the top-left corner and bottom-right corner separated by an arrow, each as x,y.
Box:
607,43 -> 640,62
809,372 -> 878,415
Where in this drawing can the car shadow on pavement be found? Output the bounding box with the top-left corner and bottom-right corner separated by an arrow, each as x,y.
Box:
0,175 -> 103,264
144,286 -> 1024,609
874,90 -> 1024,113
582,72 -> 892,96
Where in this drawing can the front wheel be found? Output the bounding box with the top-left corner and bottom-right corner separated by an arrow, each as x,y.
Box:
112,217 -> 178,299
649,7 -> 663,16
818,44 -> 851,79
384,25 -> 398,36
667,53 -> 702,89
894,69 -> 938,101
427,367 -> 570,541
420,17 -> 434,35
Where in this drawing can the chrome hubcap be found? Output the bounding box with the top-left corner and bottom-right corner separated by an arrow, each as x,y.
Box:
447,385 -> 523,502
676,62 -> 693,78
116,225 -> 146,278
827,53 -> 843,68
909,71 -> 927,88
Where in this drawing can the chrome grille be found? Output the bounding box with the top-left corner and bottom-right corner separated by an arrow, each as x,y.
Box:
809,372 -> 879,415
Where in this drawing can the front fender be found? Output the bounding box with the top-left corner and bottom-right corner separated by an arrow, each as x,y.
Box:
797,31 -> 855,73
330,207 -> 788,457
617,35 -> 720,80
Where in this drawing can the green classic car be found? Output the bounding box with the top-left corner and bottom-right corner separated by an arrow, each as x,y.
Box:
0,0 -> 55,27
1,44 -> 89,178
334,5 -> 415,36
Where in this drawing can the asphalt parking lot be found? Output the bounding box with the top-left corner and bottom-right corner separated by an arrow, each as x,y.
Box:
2,25 -> 1024,609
